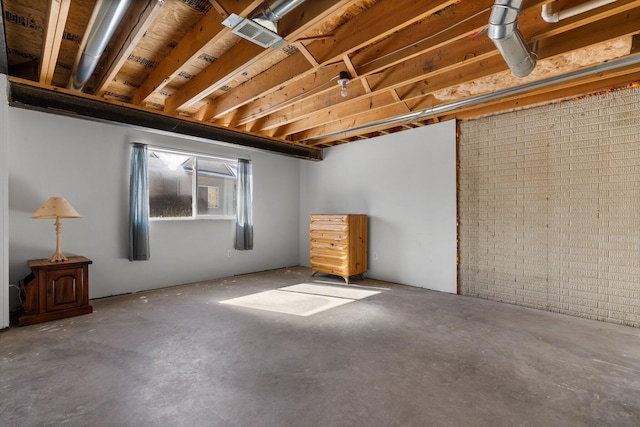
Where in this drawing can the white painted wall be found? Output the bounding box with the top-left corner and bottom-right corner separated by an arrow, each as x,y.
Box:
0,75 -> 9,328
8,108 -> 301,298
299,121 -> 457,293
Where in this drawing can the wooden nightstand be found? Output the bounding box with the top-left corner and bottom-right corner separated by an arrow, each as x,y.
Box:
19,256 -> 93,326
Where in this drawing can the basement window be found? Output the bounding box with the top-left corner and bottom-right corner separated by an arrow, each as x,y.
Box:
148,148 -> 237,220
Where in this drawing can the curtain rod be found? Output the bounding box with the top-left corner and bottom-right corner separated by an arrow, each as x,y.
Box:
132,143 -> 242,163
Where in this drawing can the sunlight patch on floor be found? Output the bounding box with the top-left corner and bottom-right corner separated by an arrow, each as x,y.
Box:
280,283 -> 380,300
219,283 -> 380,316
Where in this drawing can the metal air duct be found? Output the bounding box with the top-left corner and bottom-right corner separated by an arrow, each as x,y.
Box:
488,0 -> 537,78
222,0 -> 306,49
68,0 -> 132,91
252,0 -> 306,33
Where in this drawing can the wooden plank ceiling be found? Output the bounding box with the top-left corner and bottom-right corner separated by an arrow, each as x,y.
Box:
2,0 -> 640,158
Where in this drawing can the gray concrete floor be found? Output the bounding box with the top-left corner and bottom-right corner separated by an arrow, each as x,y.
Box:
1,267 -> 639,427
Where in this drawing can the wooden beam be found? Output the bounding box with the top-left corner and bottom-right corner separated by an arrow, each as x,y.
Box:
163,40 -> 264,112
208,0 -> 230,19
132,0 -> 263,105
351,0 -> 495,77
251,4 -> 640,137
272,91 -> 402,137
297,54 -> 640,145
200,0 -> 460,120
296,42 -> 319,67
233,62 -> 348,127
343,55 -> 357,77
217,0 -> 633,131
7,79 -> 322,160
301,103 -> 415,146
398,9 -> 640,102
165,0 -> 357,113
39,0 -> 71,85
212,0 -> 501,125
94,0 -> 164,96
249,38 -> 498,133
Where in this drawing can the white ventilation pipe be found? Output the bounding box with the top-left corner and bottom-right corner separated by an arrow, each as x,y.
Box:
68,0 -> 132,91
488,0 -> 537,78
542,0 -> 618,23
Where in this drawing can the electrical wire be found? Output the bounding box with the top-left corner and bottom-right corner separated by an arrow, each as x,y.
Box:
357,6 -> 493,69
9,284 -> 22,311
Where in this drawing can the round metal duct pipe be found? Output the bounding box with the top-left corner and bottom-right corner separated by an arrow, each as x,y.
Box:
252,0 -> 306,33
68,0 -> 132,92
488,0 -> 537,78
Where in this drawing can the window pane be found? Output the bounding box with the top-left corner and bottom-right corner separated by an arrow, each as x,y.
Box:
148,151 -> 193,218
196,158 -> 236,217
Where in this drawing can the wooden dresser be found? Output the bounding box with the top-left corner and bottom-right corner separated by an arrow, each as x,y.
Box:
19,256 -> 93,326
309,214 -> 368,284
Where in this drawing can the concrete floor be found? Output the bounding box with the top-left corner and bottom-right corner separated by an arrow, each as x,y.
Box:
1,267 -> 639,427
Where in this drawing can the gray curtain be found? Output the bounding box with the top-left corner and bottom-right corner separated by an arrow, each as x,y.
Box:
234,159 -> 253,250
129,143 -> 150,261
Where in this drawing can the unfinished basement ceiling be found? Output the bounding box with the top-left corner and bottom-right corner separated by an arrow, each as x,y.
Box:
2,0 -> 640,158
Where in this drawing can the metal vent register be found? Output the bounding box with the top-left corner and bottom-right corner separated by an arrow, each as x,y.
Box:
222,14 -> 286,49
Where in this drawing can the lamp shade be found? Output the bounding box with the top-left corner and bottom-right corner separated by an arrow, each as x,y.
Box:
31,197 -> 81,219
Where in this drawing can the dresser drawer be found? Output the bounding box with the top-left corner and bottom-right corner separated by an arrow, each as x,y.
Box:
310,230 -> 348,241
310,215 -> 349,232
310,214 -> 348,223
310,256 -> 348,273
310,240 -> 348,252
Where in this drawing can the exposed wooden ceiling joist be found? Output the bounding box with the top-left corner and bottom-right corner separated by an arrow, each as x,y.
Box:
94,0 -> 165,96
132,0 -> 264,105
1,0 -> 639,154
282,8 -> 640,143
39,0 -> 71,85
202,0 -> 464,122
163,0 -> 362,113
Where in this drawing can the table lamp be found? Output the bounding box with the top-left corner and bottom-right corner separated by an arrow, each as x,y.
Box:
31,197 -> 81,262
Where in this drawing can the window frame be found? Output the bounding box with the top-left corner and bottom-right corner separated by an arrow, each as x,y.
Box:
147,147 -> 238,221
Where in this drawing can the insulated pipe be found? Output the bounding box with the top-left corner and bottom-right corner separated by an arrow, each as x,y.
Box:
542,0 -> 618,23
68,0 -> 132,91
252,0 -> 306,33
488,0 -> 537,78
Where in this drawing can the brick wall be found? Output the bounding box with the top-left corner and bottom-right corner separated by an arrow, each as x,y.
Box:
458,86 -> 640,327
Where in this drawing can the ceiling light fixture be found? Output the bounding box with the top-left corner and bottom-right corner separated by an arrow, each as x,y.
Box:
337,71 -> 350,97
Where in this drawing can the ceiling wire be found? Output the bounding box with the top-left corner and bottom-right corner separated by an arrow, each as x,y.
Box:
357,6 -> 492,69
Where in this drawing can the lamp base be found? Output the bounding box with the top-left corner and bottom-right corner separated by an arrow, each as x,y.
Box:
49,252 -> 69,262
